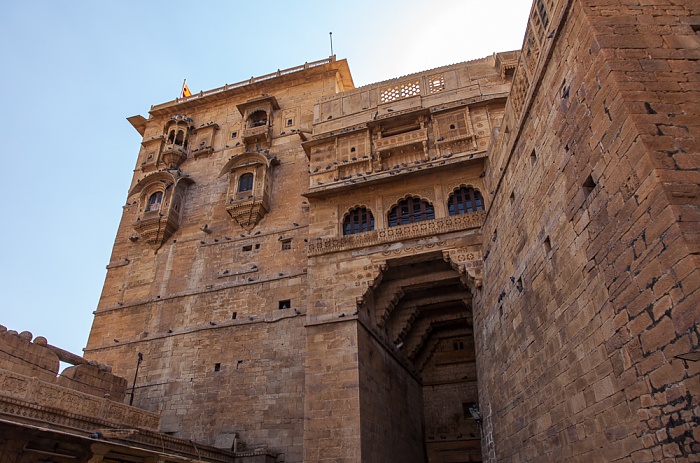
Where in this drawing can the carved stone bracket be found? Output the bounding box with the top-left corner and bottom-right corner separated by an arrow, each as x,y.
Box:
225,198 -> 270,231
442,248 -> 483,288
133,214 -> 180,251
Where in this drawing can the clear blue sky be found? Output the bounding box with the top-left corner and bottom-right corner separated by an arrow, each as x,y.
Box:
0,1 -> 533,357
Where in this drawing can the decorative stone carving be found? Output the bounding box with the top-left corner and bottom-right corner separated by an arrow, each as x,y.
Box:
442,248 -> 483,288
308,211 -> 485,256
237,95 -> 279,149
219,151 -> 279,231
130,170 -> 194,250
161,115 -> 194,168
191,121 -> 219,159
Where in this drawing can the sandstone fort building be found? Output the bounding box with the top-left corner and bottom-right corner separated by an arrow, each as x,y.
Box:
1,0 -> 698,462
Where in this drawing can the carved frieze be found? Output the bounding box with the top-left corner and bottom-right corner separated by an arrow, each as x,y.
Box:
308,211 -> 485,256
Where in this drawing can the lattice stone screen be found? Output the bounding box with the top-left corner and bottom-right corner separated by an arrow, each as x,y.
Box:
380,80 -> 421,103
428,74 -> 445,94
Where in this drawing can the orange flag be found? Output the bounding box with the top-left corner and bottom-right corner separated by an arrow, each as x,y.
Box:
182,80 -> 192,97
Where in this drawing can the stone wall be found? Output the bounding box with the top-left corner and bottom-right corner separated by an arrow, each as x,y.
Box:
0,328 -> 59,382
85,62 -> 354,462
87,312 -> 306,459
358,323 -> 424,463
0,326 -> 128,401
303,319 -> 361,463
478,0 -> 700,461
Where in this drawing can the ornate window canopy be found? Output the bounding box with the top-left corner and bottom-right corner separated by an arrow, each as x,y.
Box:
236,95 -> 279,148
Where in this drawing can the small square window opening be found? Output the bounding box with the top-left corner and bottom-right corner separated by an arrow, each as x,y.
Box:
279,300 -> 291,310
281,239 -> 292,251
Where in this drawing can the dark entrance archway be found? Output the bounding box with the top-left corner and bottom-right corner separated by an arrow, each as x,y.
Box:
360,252 -> 482,463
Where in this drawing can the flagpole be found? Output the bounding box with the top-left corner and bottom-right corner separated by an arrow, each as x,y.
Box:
181,79 -> 187,98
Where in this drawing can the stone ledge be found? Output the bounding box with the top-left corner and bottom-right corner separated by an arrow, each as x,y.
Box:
0,368 -> 160,431
307,211 -> 485,256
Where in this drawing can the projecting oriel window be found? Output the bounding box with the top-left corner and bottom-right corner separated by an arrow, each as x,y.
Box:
145,191 -> 163,212
238,173 -> 254,192
388,197 -> 434,227
343,207 -> 375,235
448,187 -> 484,216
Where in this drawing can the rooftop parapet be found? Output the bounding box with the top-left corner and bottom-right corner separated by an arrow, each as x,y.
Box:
309,53 -> 515,136
140,56 -> 354,121
0,325 -> 127,401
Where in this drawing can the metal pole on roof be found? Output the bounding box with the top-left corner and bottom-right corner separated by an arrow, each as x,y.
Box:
329,32 -> 333,56
129,352 -> 143,406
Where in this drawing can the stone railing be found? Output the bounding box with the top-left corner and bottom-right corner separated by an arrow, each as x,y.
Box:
0,367 -> 160,431
0,393 -> 241,462
242,124 -> 269,139
151,57 -> 336,111
308,211 -> 485,256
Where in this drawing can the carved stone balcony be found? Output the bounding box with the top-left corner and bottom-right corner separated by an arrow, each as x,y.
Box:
435,133 -> 474,146
308,211 -> 485,257
133,210 -> 180,250
241,124 -> 271,147
160,145 -> 188,168
226,196 -> 270,231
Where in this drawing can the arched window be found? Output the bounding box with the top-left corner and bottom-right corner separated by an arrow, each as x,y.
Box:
174,130 -> 185,146
343,207 -> 375,235
447,187 -> 484,216
388,197 -> 434,227
238,173 -> 254,192
167,130 -> 175,144
146,191 -> 163,212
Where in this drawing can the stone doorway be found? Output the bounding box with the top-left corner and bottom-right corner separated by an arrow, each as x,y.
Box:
364,252 -> 482,463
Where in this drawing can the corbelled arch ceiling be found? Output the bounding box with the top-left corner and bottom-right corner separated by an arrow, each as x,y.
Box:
370,252 -> 474,376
